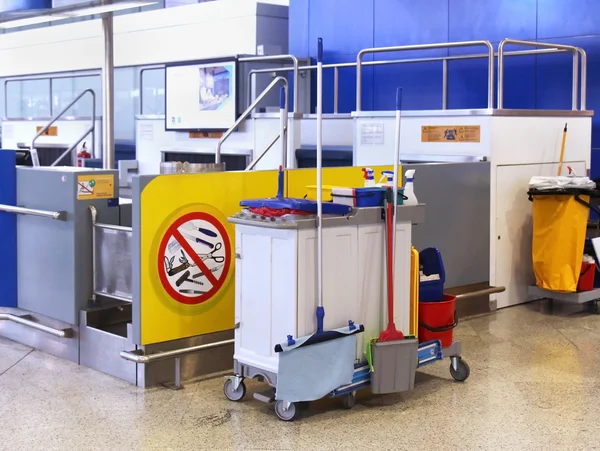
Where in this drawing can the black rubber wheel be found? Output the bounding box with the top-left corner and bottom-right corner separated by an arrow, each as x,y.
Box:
341,392 -> 356,409
449,358 -> 470,382
223,379 -> 246,402
274,400 -> 298,421
591,301 -> 600,315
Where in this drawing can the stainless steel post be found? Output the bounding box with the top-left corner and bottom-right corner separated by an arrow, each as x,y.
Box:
102,7 -> 115,169
174,357 -> 182,389
578,48 -> 587,110
89,206 -> 98,302
333,66 -> 339,114
572,51 -> 579,111
442,59 -> 448,110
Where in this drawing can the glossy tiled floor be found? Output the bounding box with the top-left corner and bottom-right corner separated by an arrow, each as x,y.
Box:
1,301 -> 600,451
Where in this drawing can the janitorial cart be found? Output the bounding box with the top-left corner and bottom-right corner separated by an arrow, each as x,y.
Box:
223,38 -> 475,421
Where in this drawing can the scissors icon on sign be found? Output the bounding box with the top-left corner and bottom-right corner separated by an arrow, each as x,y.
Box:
199,242 -> 225,263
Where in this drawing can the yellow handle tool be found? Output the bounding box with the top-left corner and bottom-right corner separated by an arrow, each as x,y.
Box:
558,123 -> 568,176
410,246 -> 419,336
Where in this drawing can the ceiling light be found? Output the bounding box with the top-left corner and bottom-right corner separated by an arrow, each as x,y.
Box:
0,0 -> 158,28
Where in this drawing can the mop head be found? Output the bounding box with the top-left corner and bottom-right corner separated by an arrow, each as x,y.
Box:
273,323 -> 364,403
275,333 -> 359,402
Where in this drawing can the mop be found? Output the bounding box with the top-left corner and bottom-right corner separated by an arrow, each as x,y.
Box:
274,38 -> 364,403
378,87 -> 405,343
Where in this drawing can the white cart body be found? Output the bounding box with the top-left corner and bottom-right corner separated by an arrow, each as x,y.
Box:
230,205 -> 425,382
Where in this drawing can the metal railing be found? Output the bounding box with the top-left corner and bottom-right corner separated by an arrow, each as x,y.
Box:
247,43 -> 584,113
120,338 -> 234,390
357,40 -> 495,111
0,204 -> 65,220
241,54 -> 299,113
0,313 -> 72,338
30,88 -> 96,167
246,126 -> 287,171
216,76 -> 288,164
498,38 -> 585,110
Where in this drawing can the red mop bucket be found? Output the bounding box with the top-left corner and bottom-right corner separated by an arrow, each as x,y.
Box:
418,294 -> 457,348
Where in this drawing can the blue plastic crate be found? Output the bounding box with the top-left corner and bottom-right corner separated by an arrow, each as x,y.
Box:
419,247 -> 446,302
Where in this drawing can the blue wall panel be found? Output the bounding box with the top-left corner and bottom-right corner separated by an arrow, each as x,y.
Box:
0,0 -> 51,14
448,0 -> 537,43
308,0 -> 374,56
538,0 -> 600,39
0,151 -> 17,308
289,0 -> 309,56
374,0 -> 449,47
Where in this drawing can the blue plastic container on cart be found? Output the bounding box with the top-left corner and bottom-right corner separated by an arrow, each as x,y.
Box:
419,247 -> 446,302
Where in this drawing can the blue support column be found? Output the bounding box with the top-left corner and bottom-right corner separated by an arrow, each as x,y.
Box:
0,151 -> 17,307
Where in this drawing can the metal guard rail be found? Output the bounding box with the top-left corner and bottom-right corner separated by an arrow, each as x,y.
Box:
0,204 -> 65,220
248,43 -> 585,113
498,38 -> 586,110
216,76 -> 288,164
239,54 -> 299,114
356,40 -> 495,111
120,338 -> 234,390
31,88 -> 96,167
0,313 -> 72,338
245,126 -> 287,171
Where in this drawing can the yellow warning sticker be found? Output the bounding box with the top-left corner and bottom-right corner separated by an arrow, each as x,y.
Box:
77,174 -> 115,200
421,125 -> 481,143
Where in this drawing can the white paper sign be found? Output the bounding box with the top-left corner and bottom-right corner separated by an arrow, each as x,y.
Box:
139,124 -> 154,142
360,123 -> 385,145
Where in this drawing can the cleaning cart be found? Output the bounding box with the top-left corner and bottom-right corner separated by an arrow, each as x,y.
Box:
527,179 -> 600,312
223,38 -> 471,421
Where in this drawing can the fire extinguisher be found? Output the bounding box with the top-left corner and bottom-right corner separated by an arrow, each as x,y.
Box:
77,142 -> 91,167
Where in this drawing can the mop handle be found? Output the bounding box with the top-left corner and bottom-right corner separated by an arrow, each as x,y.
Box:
316,37 -> 324,311
391,87 -> 403,294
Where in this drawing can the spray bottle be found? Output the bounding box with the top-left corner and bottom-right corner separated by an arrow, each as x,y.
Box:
377,170 -> 396,188
403,169 -> 418,205
362,167 -> 375,187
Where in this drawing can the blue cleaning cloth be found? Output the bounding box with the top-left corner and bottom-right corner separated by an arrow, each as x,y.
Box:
275,334 -> 356,402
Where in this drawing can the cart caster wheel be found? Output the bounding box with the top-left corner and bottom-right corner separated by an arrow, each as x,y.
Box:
274,400 -> 298,421
449,358 -> 470,382
591,301 -> 600,315
341,391 -> 356,409
223,378 -> 246,402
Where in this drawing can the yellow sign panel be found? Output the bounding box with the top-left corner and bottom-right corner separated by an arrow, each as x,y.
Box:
76,174 -> 115,200
140,170 -> 278,345
421,125 -> 480,143
139,165 -> 400,345
35,125 -> 58,136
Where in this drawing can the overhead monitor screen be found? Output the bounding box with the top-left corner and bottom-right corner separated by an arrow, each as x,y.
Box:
165,59 -> 237,131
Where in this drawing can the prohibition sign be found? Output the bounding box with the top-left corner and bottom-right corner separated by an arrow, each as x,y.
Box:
157,211 -> 232,305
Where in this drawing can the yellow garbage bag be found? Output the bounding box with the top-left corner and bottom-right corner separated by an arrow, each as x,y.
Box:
532,193 -> 589,292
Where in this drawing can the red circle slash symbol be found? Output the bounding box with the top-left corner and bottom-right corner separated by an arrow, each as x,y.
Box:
158,212 -> 231,305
